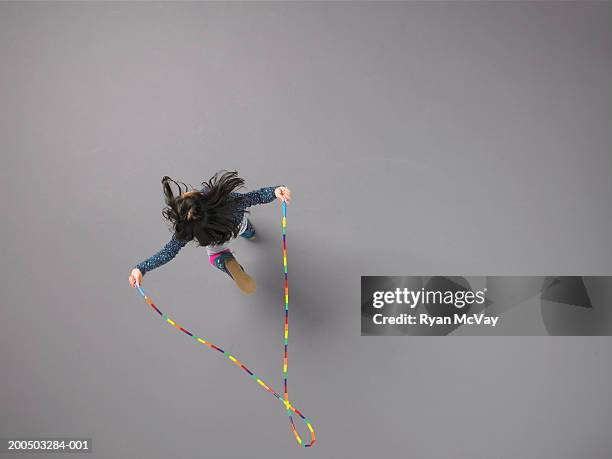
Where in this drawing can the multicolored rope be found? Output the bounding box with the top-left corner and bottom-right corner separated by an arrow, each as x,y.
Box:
134,200 -> 315,447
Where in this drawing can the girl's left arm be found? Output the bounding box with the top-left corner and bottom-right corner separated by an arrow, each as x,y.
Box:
133,235 -> 188,277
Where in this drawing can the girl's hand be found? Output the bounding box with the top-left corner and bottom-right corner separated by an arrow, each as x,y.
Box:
275,186 -> 291,204
129,268 -> 143,288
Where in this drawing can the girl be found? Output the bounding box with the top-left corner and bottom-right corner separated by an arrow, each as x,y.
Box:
128,171 -> 291,294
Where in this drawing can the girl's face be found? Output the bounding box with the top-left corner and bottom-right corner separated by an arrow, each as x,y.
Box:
181,190 -> 199,198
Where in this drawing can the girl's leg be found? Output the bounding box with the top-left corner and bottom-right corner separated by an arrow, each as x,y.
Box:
224,257 -> 256,294
240,217 -> 257,240
207,245 -> 256,295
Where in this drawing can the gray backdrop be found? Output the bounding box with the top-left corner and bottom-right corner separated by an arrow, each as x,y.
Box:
1,2 -> 611,458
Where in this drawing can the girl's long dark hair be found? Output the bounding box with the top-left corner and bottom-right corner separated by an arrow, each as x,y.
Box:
161,170 -> 247,246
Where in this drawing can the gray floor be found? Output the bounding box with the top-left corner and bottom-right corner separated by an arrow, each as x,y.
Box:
1,2 -> 611,458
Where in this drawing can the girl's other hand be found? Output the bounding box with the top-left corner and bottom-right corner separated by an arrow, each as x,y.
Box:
275,186 -> 291,204
129,268 -> 143,288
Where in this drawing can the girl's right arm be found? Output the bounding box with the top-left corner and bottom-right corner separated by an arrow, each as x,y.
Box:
129,235 -> 187,286
236,186 -> 291,208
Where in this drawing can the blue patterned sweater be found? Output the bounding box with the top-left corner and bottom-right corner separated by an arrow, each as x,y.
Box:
134,186 -> 278,276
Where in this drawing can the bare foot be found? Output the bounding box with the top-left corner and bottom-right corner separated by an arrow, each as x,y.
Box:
225,258 -> 256,295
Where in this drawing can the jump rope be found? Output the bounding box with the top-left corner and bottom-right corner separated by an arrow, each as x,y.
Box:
134,200 -> 316,447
